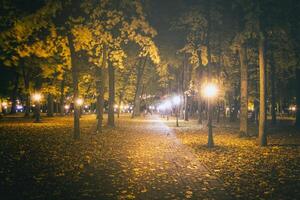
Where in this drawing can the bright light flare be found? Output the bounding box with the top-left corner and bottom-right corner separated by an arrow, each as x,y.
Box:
172,96 -> 181,105
32,93 -> 42,102
64,105 -> 70,110
202,83 -> 218,98
75,98 -> 84,106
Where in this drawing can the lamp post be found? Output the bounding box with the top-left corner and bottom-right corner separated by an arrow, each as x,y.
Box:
75,98 -> 83,117
203,83 -> 218,148
172,95 -> 181,127
32,93 -> 42,123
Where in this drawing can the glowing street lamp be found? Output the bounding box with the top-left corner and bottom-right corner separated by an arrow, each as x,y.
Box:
202,83 -> 219,148
75,98 -> 84,106
172,95 -> 181,127
32,92 -> 42,123
203,83 -> 218,98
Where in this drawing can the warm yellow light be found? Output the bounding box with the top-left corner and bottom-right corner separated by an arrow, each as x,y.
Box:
75,98 -> 83,106
64,105 -> 70,110
32,93 -> 42,102
114,104 -> 119,109
1,102 -> 7,107
203,83 -> 218,98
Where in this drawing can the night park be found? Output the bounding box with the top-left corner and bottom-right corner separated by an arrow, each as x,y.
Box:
0,0 -> 300,199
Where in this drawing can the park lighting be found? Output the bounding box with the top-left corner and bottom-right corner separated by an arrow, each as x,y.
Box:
75,98 -> 83,106
172,95 -> 181,127
64,105 -> 70,110
32,92 -> 42,123
202,82 -> 219,148
172,95 -> 181,105
1,102 -> 8,109
203,83 -> 218,98
32,93 -> 42,102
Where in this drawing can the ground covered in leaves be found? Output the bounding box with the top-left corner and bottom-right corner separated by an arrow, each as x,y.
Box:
0,114 -> 228,200
170,118 -> 300,200
0,114 -> 299,200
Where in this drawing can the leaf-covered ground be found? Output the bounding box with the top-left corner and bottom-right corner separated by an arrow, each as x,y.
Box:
168,118 -> 300,200
0,114 -> 229,200
0,114 -> 299,200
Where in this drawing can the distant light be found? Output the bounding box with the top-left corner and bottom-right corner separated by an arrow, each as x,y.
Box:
203,83 -> 218,98
1,102 -> 7,107
64,105 -> 70,110
291,106 -> 296,111
226,107 -> 230,112
32,93 -> 42,102
75,98 -> 83,106
172,96 -> 181,105
114,104 -> 119,109
84,105 -> 88,109
16,105 -> 23,110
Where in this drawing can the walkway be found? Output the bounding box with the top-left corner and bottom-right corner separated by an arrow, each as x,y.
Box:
98,115 -> 230,199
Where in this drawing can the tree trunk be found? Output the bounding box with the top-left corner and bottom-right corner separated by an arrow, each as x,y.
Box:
258,35 -> 267,146
96,68 -> 106,131
67,33 -> 80,139
270,53 -> 277,125
59,73 -> 66,116
132,57 -> 147,117
239,45 -> 248,136
22,66 -> 30,118
107,61 -> 115,127
47,94 -> 54,117
184,93 -> 189,121
197,100 -> 203,124
10,72 -> 19,114
295,69 -> 300,128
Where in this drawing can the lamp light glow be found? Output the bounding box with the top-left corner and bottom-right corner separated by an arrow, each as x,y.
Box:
75,98 -> 83,106
203,83 -> 218,98
32,93 -> 42,102
172,96 -> 181,105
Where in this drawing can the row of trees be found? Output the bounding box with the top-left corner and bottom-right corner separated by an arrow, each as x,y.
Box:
149,0 -> 300,146
1,0 -> 299,147
0,0 -> 161,138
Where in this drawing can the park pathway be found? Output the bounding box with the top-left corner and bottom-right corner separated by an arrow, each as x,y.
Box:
100,115 -> 231,200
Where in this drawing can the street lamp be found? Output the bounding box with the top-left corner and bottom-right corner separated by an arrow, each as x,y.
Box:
202,83 -> 218,148
75,98 -> 83,117
32,93 -> 42,123
172,95 -> 181,127
165,101 -> 172,120
75,98 -> 83,106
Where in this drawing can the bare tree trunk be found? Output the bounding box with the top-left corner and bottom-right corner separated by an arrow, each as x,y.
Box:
132,57 -> 147,117
22,65 -> 30,118
295,69 -> 300,128
67,33 -> 80,139
197,100 -> 202,124
184,93 -> 189,121
239,45 -> 248,136
10,72 -> 19,114
96,46 -> 107,132
47,94 -> 54,117
107,61 -> 115,127
258,35 -> 267,146
270,53 -> 277,125
59,72 -> 66,116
